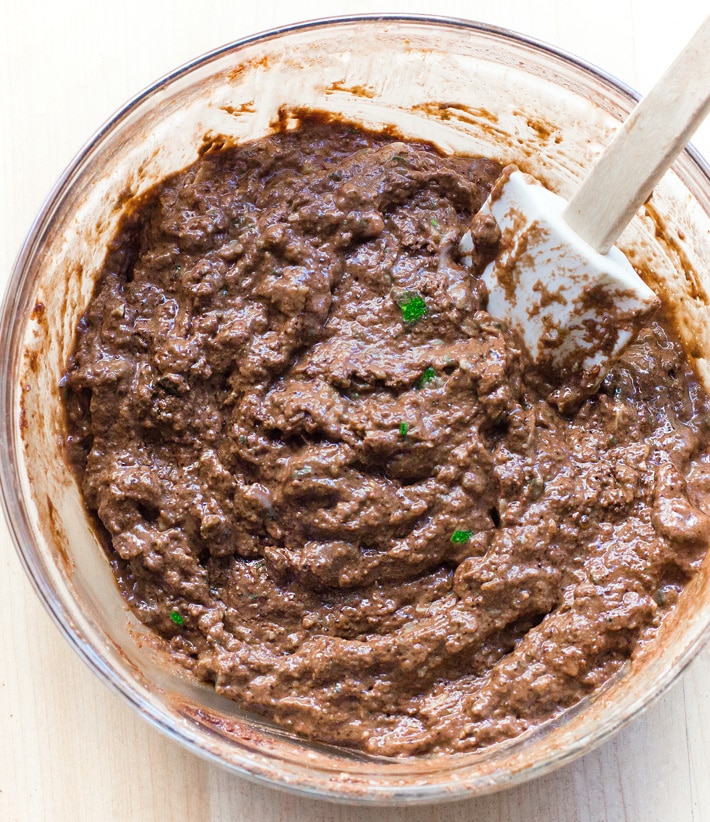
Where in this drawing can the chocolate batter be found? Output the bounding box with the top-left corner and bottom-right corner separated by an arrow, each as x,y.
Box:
62,116 -> 710,756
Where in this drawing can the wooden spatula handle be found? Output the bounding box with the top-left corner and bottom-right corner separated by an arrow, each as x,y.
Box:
563,15 -> 710,255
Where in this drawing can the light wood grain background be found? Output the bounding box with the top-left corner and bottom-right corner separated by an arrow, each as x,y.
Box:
1,1 -> 709,820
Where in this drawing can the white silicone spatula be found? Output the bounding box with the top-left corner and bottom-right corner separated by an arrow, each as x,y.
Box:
466,15 -> 710,403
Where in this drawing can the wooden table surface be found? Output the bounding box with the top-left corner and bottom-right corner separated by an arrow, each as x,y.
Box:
2,2 -> 709,820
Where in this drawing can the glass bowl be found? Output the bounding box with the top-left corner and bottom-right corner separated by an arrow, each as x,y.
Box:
2,15 -> 710,805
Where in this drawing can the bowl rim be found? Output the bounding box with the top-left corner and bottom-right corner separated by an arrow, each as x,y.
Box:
2,12 -> 710,805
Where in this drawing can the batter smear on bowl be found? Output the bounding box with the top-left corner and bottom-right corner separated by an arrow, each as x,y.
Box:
61,116 -> 710,756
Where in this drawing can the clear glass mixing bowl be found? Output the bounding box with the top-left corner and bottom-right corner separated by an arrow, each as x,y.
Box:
2,15 -> 710,805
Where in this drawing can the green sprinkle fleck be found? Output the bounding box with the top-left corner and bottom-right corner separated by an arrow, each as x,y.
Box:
450,529 -> 472,544
238,434 -> 247,444
418,366 -> 436,387
393,154 -> 409,167
399,422 -> 409,437
399,292 -> 428,324
170,610 -> 185,626
430,216 -> 440,230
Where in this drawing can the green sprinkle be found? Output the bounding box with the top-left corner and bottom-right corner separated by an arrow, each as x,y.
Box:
430,216 -> 441,230
399,292 -> 428,324
238,434 -> 247,444
399,422 -> 409,437
450,530 -> 473,544
418,366 -> 436,387
170,610 -> 185,626
393,153 -> 409,167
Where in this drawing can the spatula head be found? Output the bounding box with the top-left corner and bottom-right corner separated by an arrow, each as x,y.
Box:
466,167 -> 659,408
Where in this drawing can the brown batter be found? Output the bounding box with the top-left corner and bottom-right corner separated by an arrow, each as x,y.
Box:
62,116 -> 710,756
